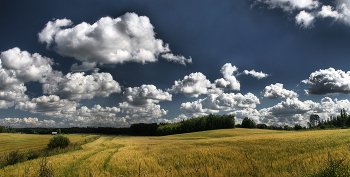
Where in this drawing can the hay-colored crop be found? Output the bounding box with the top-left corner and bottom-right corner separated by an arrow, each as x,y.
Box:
2,129 -> 350,176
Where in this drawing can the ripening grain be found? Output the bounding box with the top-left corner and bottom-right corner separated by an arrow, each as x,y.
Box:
0,133 -> 96,154
2,129 -> 350,176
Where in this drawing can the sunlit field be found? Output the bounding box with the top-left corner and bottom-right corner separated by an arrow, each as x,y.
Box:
0,133 -> 97,154
2,128 -> 350,176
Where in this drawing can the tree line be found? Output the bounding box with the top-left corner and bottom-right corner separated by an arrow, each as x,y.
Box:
156,114 -> 235,136
8,114 -> 235,136
310,109 -> 350,129
0,126 -> 15,133
3,108 -> 350,136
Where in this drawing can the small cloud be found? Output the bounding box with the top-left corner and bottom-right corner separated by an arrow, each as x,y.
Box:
161,53 -> 192,66
295,10 -> 315,28
242,69 -> 269,79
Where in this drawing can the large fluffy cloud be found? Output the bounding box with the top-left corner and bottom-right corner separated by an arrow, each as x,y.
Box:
169,72 -> 215,97
0,47 -> 57,83
38,12 -> 191,68
181,93 -> 260,117
303,67 -> 350,95
260,83 -> 298,98
16,95 -> 79,118
214,63 -> 240,90
43,71 -> 121,101
316,2 -> 350,26
122,84 -> 171,106
0,47 -> 61,107
119,102 -> 168,123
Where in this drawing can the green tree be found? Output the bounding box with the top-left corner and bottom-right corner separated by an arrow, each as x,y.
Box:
58,129 -> 61,134
308,114 -> 320,128
241,117 -> 256,128
294,124 -> 303,130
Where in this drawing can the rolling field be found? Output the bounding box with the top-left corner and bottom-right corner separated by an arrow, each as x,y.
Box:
0,133 -> 97,154
2,128 -> 350,176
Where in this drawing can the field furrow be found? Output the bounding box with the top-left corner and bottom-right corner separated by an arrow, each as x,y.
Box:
2,129 -> 350,176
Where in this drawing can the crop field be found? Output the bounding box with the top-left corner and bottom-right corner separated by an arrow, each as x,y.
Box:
0,133 -> 97,154
2,128 -> 350,176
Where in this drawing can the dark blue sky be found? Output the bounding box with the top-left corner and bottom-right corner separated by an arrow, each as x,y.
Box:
1,0 -> 350,127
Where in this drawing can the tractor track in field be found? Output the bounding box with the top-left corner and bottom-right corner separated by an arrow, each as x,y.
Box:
63,136 -> 125,176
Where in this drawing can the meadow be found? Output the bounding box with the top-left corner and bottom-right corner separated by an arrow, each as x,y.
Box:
0,133 -> 97,154
1,128 -> 350,176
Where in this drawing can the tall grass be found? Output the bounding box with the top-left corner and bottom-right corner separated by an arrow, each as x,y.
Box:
2,129 -> 350,176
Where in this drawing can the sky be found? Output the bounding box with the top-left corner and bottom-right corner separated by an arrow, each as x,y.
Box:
1,0 -> 350,128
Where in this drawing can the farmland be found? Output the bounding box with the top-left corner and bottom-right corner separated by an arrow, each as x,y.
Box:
2,128 -> 350,176
0,133 -> 97,154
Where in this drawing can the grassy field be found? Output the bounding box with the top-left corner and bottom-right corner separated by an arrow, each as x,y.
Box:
0,133 -> 97,154
1,128 -> 350,176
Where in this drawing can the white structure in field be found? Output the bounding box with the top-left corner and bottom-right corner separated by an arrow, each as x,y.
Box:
52,132 -> 57,135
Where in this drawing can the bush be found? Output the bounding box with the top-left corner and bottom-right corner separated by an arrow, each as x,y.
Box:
27,150 -> 41,160
47,135 -> 70,149
320,124 -> 328,130
4,150 -> 25,166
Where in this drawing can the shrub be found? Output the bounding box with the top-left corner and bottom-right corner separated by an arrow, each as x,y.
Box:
320,124 -> 327,130
27,150 -> 41,160
4,150 -> 26,166
47,135 -> 70,149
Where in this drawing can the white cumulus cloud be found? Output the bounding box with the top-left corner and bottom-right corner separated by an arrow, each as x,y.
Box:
242,69 -> 269,79
119,102 -> 168,123
169,72 -> 214,97
122,84 -> 172,106
260,83 -> 298,98
38,12 -> 191,67
0,117 -> 57,128
296,10 -> 316,28
253,0 -> 320,11
214,63 -> 240,90
181,93 -> 260,117
43,71 -> 121,101
302,67 -> 350,95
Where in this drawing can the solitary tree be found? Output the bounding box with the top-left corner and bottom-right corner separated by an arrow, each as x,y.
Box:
308,114 -> 320,128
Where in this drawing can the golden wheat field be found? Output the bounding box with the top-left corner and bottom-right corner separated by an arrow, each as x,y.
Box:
2,128 -> 350,176
0,133 -> 96,154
